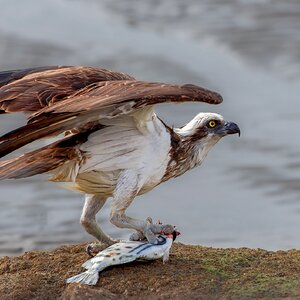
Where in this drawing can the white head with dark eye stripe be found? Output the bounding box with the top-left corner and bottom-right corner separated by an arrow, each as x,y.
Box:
175,112 -> 240,167
179,113 -> 239,138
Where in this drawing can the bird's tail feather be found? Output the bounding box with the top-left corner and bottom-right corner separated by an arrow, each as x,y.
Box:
66,270 -> 100,286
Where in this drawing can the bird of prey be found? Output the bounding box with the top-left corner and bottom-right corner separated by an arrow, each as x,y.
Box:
0,66 -> 240,248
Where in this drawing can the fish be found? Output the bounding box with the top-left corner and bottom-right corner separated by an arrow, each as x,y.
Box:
66,230 -> 179,286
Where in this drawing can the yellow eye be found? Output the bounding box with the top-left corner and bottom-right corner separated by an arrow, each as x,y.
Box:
208,120 -> 217,128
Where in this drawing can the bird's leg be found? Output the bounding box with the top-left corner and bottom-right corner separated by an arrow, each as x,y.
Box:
110,171 -> 174,244
80,194 -> 115,255
110,205 -> 174,243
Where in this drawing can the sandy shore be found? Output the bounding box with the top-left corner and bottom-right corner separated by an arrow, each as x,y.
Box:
0,242 -> 300,299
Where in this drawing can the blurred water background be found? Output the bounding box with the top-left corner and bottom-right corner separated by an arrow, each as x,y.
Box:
0,0 -> 300,255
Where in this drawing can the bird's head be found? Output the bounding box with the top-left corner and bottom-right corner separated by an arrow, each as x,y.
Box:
177,112 -> 240,163
179,112 -> 240,139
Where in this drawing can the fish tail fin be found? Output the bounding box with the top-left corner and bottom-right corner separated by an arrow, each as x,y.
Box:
82,259 -> 94,269
66,270 -> 99,286
82,259 -> 110,271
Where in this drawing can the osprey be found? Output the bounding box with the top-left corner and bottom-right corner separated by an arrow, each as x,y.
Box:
0,66 -> 240,248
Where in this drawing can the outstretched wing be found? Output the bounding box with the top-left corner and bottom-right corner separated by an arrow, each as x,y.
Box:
0,79 -> 222,158
0,123 -> 104,180
0,66 -> 66,88
0,66 -> 134,113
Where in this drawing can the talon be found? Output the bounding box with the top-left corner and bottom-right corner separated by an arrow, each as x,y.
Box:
86,245 -> 92,257
130,231 -> 145,241
144,229 -> 159,244
160,224 -> 174,234
86,241 -> 116,257
130,219 -> 176,244
86,244 -> 99,257
146,217 -> 153,224
144,223 -> 160,244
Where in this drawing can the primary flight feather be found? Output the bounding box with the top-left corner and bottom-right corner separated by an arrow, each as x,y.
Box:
0,66 -> 240,247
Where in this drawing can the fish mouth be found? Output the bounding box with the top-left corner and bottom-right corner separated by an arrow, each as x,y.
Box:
172,230 -> 181,241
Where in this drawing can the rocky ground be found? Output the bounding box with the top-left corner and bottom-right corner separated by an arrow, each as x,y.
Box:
0,243 -> 300,299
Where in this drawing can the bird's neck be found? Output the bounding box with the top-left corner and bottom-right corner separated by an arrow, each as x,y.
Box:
162,124 -> 217,182
163,127 -> 208,181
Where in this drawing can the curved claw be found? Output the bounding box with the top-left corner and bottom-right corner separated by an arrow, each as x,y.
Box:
129,231 -> 146,241
143,225 -> 159,244
129,218 -> 176,244
159,224 -> 174,234
86,244 -> 99,257
85,241 -> 116,257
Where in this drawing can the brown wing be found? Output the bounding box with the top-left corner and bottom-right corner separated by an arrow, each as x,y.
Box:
0,66 -> 134,113
0,79 -> 222,158
0,123 -> 104,180
0,140 -> 79,180
0,66 -> 66,88
30,80 -> 222,119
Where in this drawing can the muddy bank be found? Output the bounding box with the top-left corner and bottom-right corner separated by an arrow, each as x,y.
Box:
0,243 -> 300,299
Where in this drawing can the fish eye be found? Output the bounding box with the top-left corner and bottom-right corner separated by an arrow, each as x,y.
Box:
207,120 -> 218,128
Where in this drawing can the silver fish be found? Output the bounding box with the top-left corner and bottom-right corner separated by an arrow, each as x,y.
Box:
66,232 -> 178,285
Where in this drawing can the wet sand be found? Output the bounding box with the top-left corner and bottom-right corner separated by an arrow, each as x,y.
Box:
0,0 -> 300,255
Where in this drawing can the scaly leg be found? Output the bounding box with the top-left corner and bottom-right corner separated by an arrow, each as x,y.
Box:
110,170 -> 174,244
80,194 -> 115,255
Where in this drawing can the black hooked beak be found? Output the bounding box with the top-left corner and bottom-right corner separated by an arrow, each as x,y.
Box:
217,122 -> 241,137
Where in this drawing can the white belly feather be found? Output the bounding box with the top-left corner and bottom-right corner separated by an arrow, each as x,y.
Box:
72,114 -> 171,195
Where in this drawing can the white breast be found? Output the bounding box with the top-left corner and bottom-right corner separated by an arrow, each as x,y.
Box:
76,113 -> 171,195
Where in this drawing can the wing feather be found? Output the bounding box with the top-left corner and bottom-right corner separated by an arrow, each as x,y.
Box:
0,66 -> 65,88
0,66 -> 134,113
0,69 -> 223,159
30,80 -> 222,121
0,123 -> 104,180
